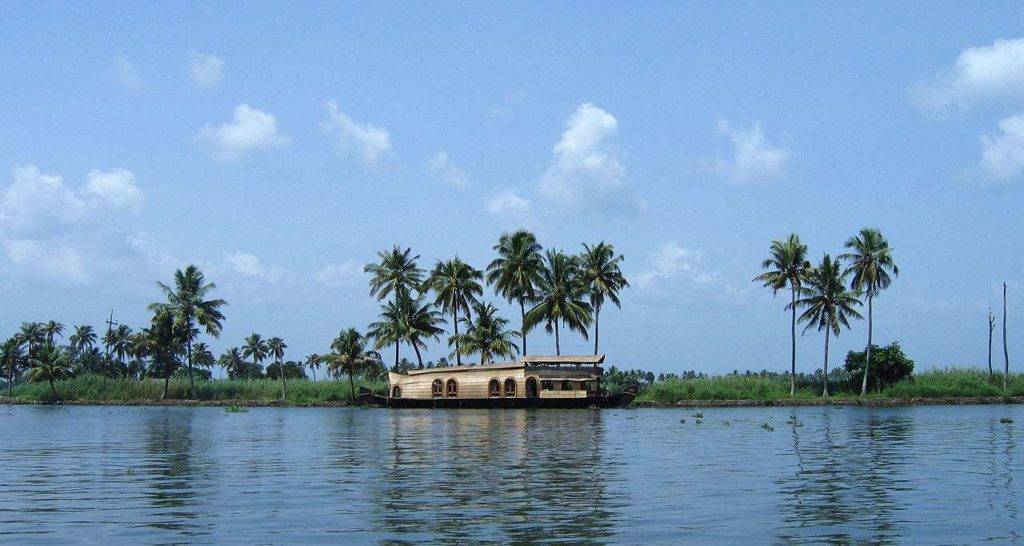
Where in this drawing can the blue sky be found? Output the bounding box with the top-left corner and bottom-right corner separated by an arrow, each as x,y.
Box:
1,2 -> 1022,375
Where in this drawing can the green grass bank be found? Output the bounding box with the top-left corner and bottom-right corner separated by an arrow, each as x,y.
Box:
3,374 -> 386,406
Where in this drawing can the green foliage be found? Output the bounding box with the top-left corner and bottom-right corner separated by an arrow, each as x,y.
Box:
265,361 -> 307,380
9,375 -> 386,404
844,342 -> 914,391
881,368 -> 1024,398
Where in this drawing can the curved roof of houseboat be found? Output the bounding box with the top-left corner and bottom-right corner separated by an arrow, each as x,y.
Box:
401,354 -> 606,375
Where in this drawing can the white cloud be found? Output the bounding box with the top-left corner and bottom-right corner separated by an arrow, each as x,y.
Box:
321,101 -> 391,166
0,165 -> 144,282
486,188 -> 532,217
711,121 -> 789,184
428,151 -> 469,188
634,242 -> 716,290
979,112 -> 1024,183
84,168 -> 144,210
914,37 -> 1024,112
195,104 -> 290,161
538,103 -> 639,212
115,55 -> 142,88
187,51 -> 224,88
225,251 -> 285,281
316,261 -> 365,287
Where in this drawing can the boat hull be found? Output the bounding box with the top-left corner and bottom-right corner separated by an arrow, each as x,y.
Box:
361,390 -> 635,409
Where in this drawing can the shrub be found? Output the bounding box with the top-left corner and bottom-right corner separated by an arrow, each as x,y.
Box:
844,342 -> 914,391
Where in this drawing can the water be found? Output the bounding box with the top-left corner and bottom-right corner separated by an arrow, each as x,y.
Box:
0,404 -> 1020,544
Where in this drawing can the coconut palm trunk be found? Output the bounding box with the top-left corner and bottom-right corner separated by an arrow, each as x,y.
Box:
790,286 -> 797,397
162,375 -> 170,400
822,329 -> 831,398
989,313 -> 995,381
394,342 -> 399,369
186,337 -> 195,399
48,377 -> 57,401
347,364 -> 356,402
6,360 -> 13,398
519,300 -> 527,356
554,320 -> 561,356
279,358 -> 286,401
593,303 -> 601,355
412,344 -> 423,367
453,303 -> 461,366
861,295 -> 873,395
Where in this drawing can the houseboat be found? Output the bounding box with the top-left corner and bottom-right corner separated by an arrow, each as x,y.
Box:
372,354 -> 634,408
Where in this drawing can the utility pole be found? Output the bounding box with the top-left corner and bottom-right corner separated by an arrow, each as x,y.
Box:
104,310 -> 116,386
988,308 -> 995,381
1003,283 -> 1010,391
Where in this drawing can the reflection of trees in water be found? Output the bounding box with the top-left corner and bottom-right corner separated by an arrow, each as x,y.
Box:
986,419 -> 1020,541
776,409 -> 912,543
141,409 -> 209,536
369,409 -> 615,542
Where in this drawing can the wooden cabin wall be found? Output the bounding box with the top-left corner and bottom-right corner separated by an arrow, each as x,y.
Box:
396,369 -> 527,399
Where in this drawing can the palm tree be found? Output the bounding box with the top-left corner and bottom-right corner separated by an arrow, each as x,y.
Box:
452,302 -> 520,364
524,250 -> 592,355
486,230 -> 544,355
429,258 -> 483,366
793,254 -> 863,397
242,333 -> 268,379
267,337 -> 287,400
2,338 -> 23,397
306,354 -> 321,382
69,325 -> 97,361
43,320 -> 64,345
149,265 -> 227,398
329,328 -> 381,402
579,242 -> 629,355
220,347 -> 246,380
754,234 -> 812,397
144,308 -> 185,399
127,332 -> 149,379
367,300 -> 405,369
402,292 -> 445,367
112,324 -> 132,378
365,246 -> 424,367
17,322 -> 43,362
840,228 -> 899,395
193,342 -> 216,375
26,343 -> 72,401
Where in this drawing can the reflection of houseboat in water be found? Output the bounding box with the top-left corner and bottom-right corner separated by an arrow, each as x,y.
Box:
371,355 -> 634,408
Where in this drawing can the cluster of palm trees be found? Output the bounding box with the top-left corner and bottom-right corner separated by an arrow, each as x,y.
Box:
755,228 -> 899,397
1,230 -> 629,402
362,230 -> 629,369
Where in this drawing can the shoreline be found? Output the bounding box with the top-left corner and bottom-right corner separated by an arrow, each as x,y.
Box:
2,395 -> 1022,409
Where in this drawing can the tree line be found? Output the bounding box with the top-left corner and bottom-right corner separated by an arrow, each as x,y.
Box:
0,230 -> 629,402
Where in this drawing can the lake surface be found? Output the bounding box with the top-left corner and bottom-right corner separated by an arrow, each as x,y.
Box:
0,404 -> 1020,544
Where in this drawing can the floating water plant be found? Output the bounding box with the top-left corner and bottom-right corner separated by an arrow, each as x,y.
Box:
1000,417 -> 1014,424
225,405 -> 249,413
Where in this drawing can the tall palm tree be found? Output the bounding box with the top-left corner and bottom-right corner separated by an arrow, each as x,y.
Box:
43,320 -> 64,345
149,265 -> 227,399
486,230 -> 544,356
367,300 -> 405,369
306,353 -> 322,382
220,347 -> 246,380
840,228 -> 899,395
69,325 -> 97,361
242,333 -> 268,379
452,302 -> 520,364
26,343 -> 72,401
794,254 -> 863,397
579,242 -> 629,355
193,342 -> 216,374
524,250 -> 592,356
2,338 -> 23,397
754,234 -> 812,397
267,337 -> 287,400
329,328 -> 381,402
365,246 -> 424,368
429,258 -> 483,366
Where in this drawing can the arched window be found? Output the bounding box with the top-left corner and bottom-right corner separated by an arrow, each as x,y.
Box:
391,385 -> 402,398
561,380 -> 572,391
445,379 -> 458,397
431,379 -> 444,397
504,378 -> 516,397
526,377 -> 538,398
488,379 -> 501,397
